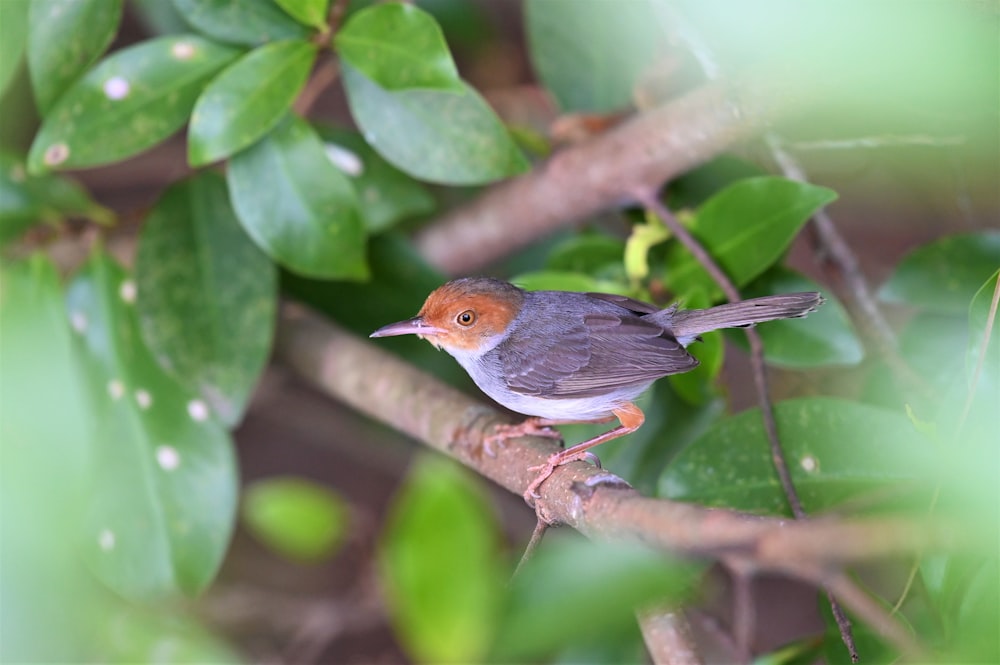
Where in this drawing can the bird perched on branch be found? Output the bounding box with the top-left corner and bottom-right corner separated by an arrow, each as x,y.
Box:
371,277 -> 823,508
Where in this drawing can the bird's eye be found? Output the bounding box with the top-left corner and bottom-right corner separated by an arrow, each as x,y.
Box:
456,310 -> 476,326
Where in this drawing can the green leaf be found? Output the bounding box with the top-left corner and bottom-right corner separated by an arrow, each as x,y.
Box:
335,2 -> 463,91
0,0 -> 29,98
171,0 -> 309,46
727,267 -> 864,368
491,537 -> 702,661
228,115 -> 367,279
1,151 -> 114,246
67,250 -> 237,599
342,63 -> 529,185
546,233 -> 626,275
188,39 -> 317,166
94,605 -> 241,664
663,177 -> 838,300
668,289 -> 724,405
510,270 -> 606,293
27,0 -> 123,114
135,172 -> 277,427
27,35 -> 241,174
380,455 -> 503,663
967,269 -> 999,391
314,125 -> 436,232
274,0 -> 329,29
625,212 -> 671,282
525,0 -> 661,112
242,477 -> 349,562
660,397 -> 934,516
879,231 -> 1000,314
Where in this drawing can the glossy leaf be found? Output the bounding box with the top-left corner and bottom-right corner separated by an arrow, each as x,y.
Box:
380,455 -> 503,663
0,0 -> 29,98
67,251 -> 237,599
228,115 -> 367,279
27,35 -> 241,174
342,63 -> 528,185
491,537 -> 702,661
28,0 -> 123,114
171,0 -> 308,46
525,0 -> 660,112
135,173 -> 277,427
242,477 -> 348,562
335,2 -> 463,91
727,267 -> 864,368
275,0 -> 328,29
879,231 -> 1000,314
664,177 -> 837,300
188,39 -> 317,166
314,125 -> 435,232
660,397 -> 935,516
1,151 -> 113,246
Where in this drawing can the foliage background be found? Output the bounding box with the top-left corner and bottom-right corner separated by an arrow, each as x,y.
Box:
1,1 -> 997,663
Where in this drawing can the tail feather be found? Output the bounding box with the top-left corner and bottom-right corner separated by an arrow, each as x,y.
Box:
664,292 -> 824,340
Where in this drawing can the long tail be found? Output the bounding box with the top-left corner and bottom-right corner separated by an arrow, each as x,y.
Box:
664,292 -> 824,339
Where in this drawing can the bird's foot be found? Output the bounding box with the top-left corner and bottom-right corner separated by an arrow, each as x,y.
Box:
483,418 -> 563,457
523,451 -> 602,503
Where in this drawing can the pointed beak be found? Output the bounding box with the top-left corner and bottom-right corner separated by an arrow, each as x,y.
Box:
369,317 -> 446,339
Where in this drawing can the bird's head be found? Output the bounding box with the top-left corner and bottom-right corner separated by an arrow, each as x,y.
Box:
370,277 -> 525,354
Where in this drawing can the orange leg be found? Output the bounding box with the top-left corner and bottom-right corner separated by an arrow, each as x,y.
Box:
524,402 -> 645,503
483,414 -> 616,456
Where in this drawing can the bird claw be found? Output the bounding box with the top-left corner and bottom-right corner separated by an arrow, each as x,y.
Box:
523,451 -> 604,504
484,419 -> 562,457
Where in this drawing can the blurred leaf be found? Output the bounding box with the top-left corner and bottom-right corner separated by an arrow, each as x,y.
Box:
171,0 -> 309,46
820,594 -> 903,665
27,35 -> 241,173
275,0 -> 329,29
966,268 -> 998,388
342,63 -> 528,185
525,0 -> 660,112
727,267 -> 864,368
752,637 -> 824,665
28,0 -> 123,114
664,177 -> 837,300
660,397 -> 934,516
1,151 -> 114,246
228,115 -> 367,279
380,455 -> 503,663
130,0 -> 190,35
188,39 -> 316,166
546,233 -> 625,275
0,255 -> 98,661
625,212 -> 671,282
878,231 -> 1000,314
0,0 -> 29,98
135,172 -> 277,427
67,250 -> 237,599
335,2 -> 463,91
510,270 -> 606,293
242,476 -> 349,562
668,289 -> 724,405
95,604 -> 241,663
315,125 -> 435,232
490,537 -> 702,662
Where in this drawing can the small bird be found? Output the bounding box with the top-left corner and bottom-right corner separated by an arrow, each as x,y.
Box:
371,278 -> 823,504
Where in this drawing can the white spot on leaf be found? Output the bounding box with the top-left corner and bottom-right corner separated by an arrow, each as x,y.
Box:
172,41 -> 196,60
107,379 -> 125,400
187,399 -> 209,422
324,143 -> 364,176
800,455 -> 818,472
103,76 -> 130,100
70,310 -> 87,333
156,445 -> 180,471
119,279 -> 136,304
43,143 -> 69,166
135,389 -> 152,410
98,529 -> 115,551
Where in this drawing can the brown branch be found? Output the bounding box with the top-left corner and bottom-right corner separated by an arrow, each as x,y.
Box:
638,608 -> 704,665
274,304 -> 947,657
414,72 -> 819,274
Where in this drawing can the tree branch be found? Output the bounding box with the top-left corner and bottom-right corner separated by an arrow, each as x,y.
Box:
414,72 -> 817,274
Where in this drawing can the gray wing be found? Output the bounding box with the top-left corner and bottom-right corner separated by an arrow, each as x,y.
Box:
501,310 -> 699,399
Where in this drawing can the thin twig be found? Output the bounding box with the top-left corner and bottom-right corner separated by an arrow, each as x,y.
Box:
293,57 -> 341,118
824,572 -> 926,662
512,519 -> 549,580
638,608 -> 705,665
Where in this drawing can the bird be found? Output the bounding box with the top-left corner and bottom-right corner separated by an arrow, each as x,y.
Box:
370,277 -> 823,507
